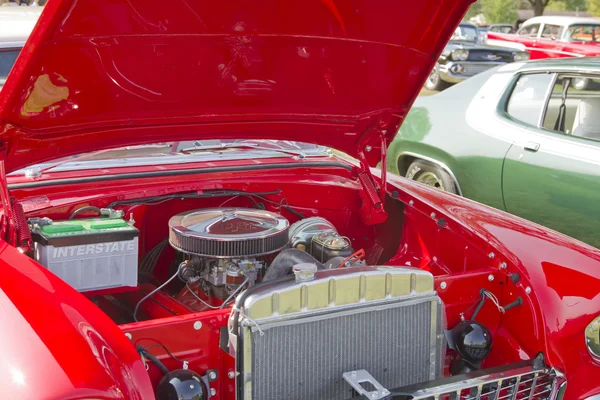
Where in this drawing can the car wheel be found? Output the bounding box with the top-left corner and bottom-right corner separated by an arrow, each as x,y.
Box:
424,63 -> 448,91
405,159 -> 458,194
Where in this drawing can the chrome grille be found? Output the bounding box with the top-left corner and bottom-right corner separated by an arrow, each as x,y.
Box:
462,62 -> 505,76
390,359 -> 565,400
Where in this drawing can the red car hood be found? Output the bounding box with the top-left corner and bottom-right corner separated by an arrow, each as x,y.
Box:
0,0 -> 472,173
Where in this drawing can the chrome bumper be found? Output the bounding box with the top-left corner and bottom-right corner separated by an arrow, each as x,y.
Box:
347,358 -> 566,400
440,61 -> 506,84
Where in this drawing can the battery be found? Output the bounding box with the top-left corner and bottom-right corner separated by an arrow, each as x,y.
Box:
31,217 -> 139,292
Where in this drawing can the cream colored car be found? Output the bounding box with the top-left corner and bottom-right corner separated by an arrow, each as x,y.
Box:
0,6 -> 42,88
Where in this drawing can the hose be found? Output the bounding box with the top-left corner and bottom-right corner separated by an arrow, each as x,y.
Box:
69,206 -> 102,220
262,248 -> 324,281
137,346 -> 169,375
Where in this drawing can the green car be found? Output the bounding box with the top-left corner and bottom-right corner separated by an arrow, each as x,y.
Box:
387,57 -> 600,249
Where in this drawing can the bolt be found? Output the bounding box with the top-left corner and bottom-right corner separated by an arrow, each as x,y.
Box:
440,281 -> 447,290
124,332 -> 132,340
500,262 -> 507,269
193,321 -> 202,330
210,388 -> 216,396
409,200 -> 414,206
430,212 -> 436,219
371,393 -> 378,398
382,389 -> 390,395
525,286 -> 532,294
228,371 -> 235,379
488,274 -> 494,282
365,145 -> 372,152
208,371 -> 217,380
351,371 -> 357,376
489,252 -> 495,259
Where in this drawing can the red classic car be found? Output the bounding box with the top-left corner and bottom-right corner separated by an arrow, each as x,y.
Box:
0,1 -> 599,399
487,16 -> 600,59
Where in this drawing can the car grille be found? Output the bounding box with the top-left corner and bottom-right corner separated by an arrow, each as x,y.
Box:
385,359 -> 565,400
462,62 -> 505,76
423,371 -> 555,400
468,51 -> 513,63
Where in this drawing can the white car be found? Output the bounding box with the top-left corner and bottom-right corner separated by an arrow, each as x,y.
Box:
0,7 -> 42,88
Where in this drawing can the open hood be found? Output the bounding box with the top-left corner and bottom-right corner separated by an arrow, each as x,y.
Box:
0,0 -> 472,173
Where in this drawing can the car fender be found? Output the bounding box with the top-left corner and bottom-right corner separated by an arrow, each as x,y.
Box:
0,240 -> 155,399
385,173 -> 600,399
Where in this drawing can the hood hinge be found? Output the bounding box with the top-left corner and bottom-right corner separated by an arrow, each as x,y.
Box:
356,125 -> 388,226
0,160 -> 16,246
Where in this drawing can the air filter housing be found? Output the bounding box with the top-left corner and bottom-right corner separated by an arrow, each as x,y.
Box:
168,208 -> 289,258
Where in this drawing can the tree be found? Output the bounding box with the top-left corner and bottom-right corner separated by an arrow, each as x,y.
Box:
589,0 -> 600,15
527,0 -> 550,15
527,0 -> 587,16
482,0 -> 518,24
464,3 -> 483,21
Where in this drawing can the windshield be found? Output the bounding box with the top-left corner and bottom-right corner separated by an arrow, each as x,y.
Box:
566,24 -> 600,42
451,25 -> 479,42
9,140 -> 331,177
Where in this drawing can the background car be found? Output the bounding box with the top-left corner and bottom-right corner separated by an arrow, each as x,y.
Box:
0,6 -> 41,89
389,57 -> 600,249
487,16 -> 600,59
425,22 -> 529,91
489,23 -> 515,34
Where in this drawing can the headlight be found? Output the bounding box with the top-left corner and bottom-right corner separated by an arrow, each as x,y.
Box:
513,51 -> 530,62
585,315 -> 600,360
451,49 -> 469,61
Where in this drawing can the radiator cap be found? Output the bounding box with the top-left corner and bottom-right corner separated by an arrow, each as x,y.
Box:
293,263 -> 318,282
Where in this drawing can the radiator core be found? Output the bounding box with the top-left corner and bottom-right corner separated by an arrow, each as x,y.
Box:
234,267 -> 445,400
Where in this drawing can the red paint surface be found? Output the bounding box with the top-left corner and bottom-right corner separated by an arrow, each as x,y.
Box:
0,0 -> 473,173
488,31 -> 600,59
0,241 -> 154,399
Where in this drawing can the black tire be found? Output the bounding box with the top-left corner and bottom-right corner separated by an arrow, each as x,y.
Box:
405,159 -> 458,194
424,63 -> 449,91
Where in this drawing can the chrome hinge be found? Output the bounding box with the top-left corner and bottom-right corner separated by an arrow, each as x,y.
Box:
356,125 -> 388,225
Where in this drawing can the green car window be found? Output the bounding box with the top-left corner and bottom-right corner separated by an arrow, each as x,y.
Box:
506,73 -> 554,127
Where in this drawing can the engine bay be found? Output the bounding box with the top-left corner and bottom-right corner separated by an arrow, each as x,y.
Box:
17,175 -> 544,399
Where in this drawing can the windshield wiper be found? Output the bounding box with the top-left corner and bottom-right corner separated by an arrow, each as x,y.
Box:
181,142 -> 306,159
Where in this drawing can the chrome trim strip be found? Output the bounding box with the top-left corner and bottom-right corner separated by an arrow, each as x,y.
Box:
378,359 -> 564,400
397,152 -> 464,196
7,161 -> 354,190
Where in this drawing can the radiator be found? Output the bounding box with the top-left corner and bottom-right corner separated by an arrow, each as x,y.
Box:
231,267 -> 445,400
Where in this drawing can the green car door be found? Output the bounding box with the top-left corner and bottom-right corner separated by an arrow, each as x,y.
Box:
502,72 -> 600,249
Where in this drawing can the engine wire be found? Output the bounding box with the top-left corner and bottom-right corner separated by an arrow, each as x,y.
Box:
133,263 -> 183,322
185,276 -> 250,310
141,343 -> 185,364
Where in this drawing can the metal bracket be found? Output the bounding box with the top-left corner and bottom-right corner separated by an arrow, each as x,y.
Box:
342,369 -> 391,400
